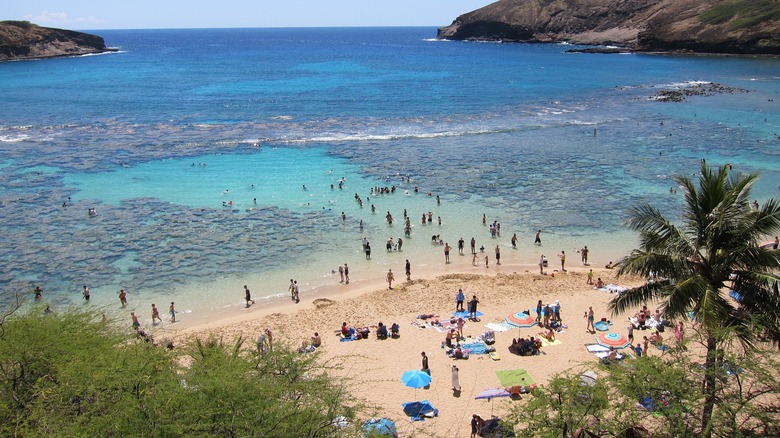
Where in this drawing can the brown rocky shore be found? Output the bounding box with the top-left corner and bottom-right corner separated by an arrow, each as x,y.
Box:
0,21 -> 115,61
437,0 -> 780,55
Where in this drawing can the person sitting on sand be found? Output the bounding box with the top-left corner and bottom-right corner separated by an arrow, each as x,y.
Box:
390,323 -> 400,338
595,277 -> 604,288
341,322 -> 356,338
539,328 -> 556,342
649,330 -> 663,345
605,261 -> 614,269
311,332 -> 322,347
376,322 -> 388,339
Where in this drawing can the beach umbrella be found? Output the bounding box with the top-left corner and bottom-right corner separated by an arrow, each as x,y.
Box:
505,311 -> 536,328
475,388 -> 511,416
597,332 -> 631,349
401,370 -> 431,400
362,418 -> 397,437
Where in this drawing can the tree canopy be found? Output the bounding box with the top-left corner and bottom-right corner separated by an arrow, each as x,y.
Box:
0,306 -> 357,437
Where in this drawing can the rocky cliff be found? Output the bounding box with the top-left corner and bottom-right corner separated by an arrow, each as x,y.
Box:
0,21 -> 115,61
437,0 -> 780,54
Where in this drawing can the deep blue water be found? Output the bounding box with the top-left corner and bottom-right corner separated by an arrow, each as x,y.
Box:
1,27 -> 779,317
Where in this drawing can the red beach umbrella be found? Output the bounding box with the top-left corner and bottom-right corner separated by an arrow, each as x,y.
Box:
597,332 -> 631,349
505,311 -> 536,328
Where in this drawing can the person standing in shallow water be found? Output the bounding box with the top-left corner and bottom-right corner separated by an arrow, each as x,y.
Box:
151,304 -> 161,324
495,245 -> 501,265
344,263 -> 349,284
82,285 -> 90,302
534,229 -> 542,245
118,289 -> 127,306
169,302 -> 176,322
244,285 -> 255,307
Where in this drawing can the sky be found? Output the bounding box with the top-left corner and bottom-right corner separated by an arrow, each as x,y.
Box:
5,1 -> 494,30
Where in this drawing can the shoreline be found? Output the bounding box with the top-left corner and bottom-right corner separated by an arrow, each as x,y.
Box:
166,253 -> 625,338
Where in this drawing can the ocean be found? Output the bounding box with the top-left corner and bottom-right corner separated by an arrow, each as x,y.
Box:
1,27 -> 778,324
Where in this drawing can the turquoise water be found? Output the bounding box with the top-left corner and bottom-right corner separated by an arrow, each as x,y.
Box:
1,27 -> 779,322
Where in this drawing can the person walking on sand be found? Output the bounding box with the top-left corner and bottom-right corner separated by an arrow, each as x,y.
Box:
288,279 -> 295,299
559,250 -> 566,272
118,289 -> 127,306
386,269 -> 395,289
451,364 -> 461,392
585,306 -> 594,333
151,304 -> 161,324
344,263 -> 349,284
169,302 -> 176,322
539,255 -> 545,274
421,351 -> 430,376
456,288 -> 465,311
484,255 -> 489,268
495,245 -> 501,265
405,259 -> 411,281
338,264 -> 344,283
534,229 -> 542,245
244,285 -> 255,307
587,269 -> 594,285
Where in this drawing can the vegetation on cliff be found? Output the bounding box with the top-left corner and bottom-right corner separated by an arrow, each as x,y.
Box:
0,20 -> 115,61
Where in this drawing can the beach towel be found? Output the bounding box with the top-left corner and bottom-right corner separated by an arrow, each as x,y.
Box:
495,369 -> 535,387
461,342 -> 489,355
540,338 -> 561,347
454,310 -> 483,319
606,284 -> 628,294
485,322 -> 511,332
594,321 -> 610,331
585,344 -> 610,353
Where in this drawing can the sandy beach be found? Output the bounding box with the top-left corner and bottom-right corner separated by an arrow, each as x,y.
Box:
173,260 -> 645,437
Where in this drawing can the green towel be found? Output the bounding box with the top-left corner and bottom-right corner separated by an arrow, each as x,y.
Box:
495,369 -> 535,387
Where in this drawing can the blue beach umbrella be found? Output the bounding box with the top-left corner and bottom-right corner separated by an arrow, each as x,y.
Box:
362,418 -> 397,437
401,369 -> 431,400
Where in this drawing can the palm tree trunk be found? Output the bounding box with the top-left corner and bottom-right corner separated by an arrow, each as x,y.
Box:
701,335 -> 718,437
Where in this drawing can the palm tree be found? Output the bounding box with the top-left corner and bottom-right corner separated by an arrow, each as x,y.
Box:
609,164 -> 780,437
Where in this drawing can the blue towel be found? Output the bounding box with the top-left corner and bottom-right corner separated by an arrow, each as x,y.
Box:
454,310 -> 483,319
461,342 -> 488,354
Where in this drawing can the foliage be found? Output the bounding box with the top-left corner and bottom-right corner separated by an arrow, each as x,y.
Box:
506,370 -> 616,437
699,0 -> 780,30
610,163 -> 780,437
0,307 -> 357,437
505,343 -> 780,437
